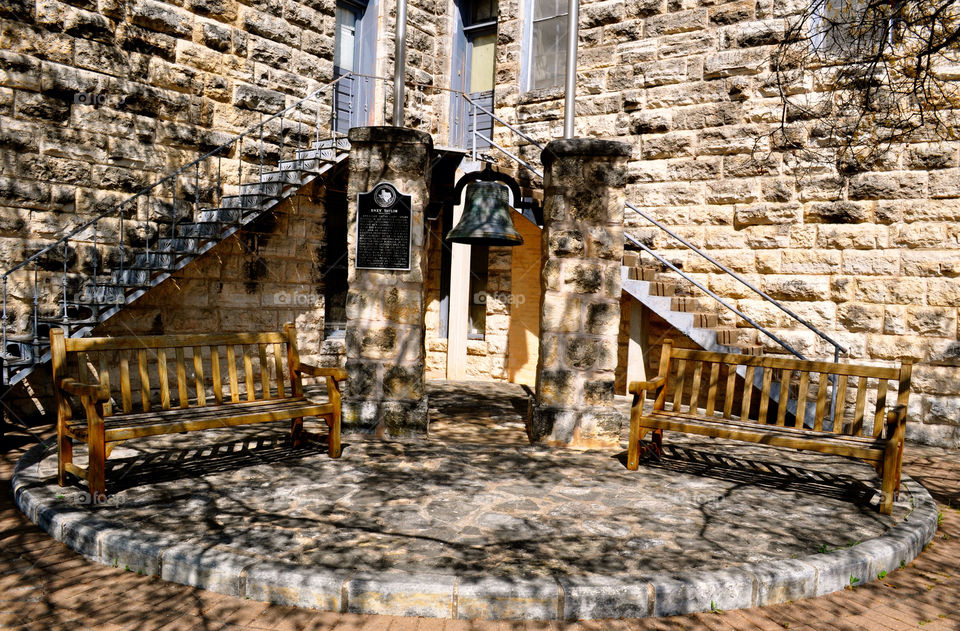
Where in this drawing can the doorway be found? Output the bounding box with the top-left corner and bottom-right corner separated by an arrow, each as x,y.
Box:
450,0 -> 497,150
334,0 -> 378,135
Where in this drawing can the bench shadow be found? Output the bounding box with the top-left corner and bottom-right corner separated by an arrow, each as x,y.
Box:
104,434 -> 337,492
615,440 -> 880,509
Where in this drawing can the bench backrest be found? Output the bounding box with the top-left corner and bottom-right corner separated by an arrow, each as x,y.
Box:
652,341 -> 912,438
51,324 -> 306,418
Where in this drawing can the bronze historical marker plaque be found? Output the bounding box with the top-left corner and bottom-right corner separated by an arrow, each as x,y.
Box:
356,182 -> 412,271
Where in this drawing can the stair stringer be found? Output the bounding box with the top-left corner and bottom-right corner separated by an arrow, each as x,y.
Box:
621,267 -> 800,424
5,150 -> 350,388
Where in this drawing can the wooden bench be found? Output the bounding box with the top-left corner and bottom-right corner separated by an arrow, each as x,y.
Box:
51,322 -> 345,498
627,340 -> 912,515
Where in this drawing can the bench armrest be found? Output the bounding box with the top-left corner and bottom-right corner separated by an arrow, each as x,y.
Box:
59,378 -> 110,402
628,375 -> 665,395
886,404 -> 908,425
297,363 -> 347,381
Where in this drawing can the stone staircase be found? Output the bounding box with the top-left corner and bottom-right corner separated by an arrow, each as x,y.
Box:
1,140 -> 349,388
620,252 -> 763,356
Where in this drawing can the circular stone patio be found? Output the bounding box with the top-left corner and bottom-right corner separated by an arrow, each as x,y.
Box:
13,381 -> 938,620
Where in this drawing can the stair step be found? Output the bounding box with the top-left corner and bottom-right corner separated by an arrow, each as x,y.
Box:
690,312 -> 719,328
277,157 -> 328,174
295,147 -> 339,161
671,296 -> 710,312
112,269 -> 152,286
622,252 -> 640,268
261,169 -> 314,185
650,280 -> 675,297
239,181 -> 283,198
312,137 -> 350,151
220,193 -> 275,210
737,344 -> 763,356
77,285 -> 126,304
175,222 -> 224,239
638,267 -> 660,282
132,251 -> 179,269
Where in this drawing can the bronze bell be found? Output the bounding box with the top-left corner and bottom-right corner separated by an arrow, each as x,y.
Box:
446,180 -> 523,246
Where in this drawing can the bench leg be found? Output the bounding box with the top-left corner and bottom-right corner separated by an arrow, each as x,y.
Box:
291,417 -> 304,447
327,411 -> 341,459
87,416 -> 106,501
879,441 -> 900,516
627,421 -> 645,470
57,428 -> 73,487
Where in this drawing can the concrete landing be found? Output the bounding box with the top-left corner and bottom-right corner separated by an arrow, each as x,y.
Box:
12,381 -> 938,620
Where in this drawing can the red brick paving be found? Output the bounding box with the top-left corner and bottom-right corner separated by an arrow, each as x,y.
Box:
2,430 -> 958,631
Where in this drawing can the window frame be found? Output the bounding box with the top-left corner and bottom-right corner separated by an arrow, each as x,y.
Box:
521,0 -> 568,93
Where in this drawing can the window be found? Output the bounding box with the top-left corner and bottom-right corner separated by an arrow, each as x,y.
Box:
525,0 -> 567,91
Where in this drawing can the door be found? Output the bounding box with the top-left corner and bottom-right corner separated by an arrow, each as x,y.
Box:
334,0 -> 376,134
450,0 -> 497,150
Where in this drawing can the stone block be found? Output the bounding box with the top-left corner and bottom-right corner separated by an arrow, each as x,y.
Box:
541,294 -> 581,332
233,83 -> 285,113
347,572 -> 454,617
244,563 -> 345,610
161,544 -> 253,597
457,576 -> 560,620
703,48 -> 768,78
650,568 -> 755,617
745,559 -> 817,606
804,201 -> 872,224
560,576 -> 652,619
129,0 -> 192,37
735,203 -> 801,226
761,275 -> 829,301
804,547 -> 873,596
382,398 -> 429,437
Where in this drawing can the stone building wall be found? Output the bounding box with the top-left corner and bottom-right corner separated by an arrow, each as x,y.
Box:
493,0 -> 960,448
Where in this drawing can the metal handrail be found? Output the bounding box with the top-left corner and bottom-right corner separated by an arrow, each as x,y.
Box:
625,202 -> 846,359
1,74 -> 352,280
459,97 -> 845,362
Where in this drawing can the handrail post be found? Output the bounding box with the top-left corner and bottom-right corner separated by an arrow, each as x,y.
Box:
563,0 -> 579,139
393,0 -> 407,126
471,100 -> 477,160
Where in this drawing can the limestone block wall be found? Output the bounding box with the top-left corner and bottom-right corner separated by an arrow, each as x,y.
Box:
0,0 -> 444,290
492,0 -> 960,448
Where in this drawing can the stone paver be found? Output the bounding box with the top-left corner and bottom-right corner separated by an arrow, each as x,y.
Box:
1,380 -> 958,628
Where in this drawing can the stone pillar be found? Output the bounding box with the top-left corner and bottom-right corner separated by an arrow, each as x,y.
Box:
342,127 -> 433,437
531,139 -> 632,448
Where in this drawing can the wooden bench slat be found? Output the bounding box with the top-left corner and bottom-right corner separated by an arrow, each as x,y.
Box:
757,367 -> 773,423
874,379 -> 889,438
636,412 -> 886,461
834,374 -> 849,434
158,349 -> 171,411
98,354 -> 113,417
211,346 -> 223,405
176,347 -> 189,409
227,345 -> 240,403
775,369 -> 791,426
689,361 -> 703,415
65,331 -> 287,352
814,372 -> 829,432
795,371 -> 810,430
740,365 -> 755,422
193,346 -> 207,407
273,342 -> 286,399
705,362 -> 720,417
259,344 -> 271,400
853,375 -> 868,436
120,355 -> 132,414
70,401 -> 336,442
243,346 -> 256,402
672,359 -> 686,413
722,364 -> 735,419
138,349 -> 151,412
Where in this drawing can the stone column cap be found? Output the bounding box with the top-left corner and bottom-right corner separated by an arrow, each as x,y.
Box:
541,138 -> 632,168
347,126 -> 433,147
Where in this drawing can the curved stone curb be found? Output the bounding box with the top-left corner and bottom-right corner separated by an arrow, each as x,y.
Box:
12,440 -> 940,620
